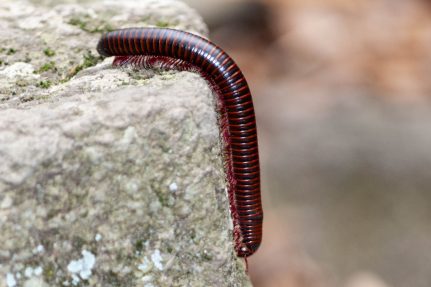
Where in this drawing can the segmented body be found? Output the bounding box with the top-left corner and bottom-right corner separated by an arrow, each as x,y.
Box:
97,28 -> 262,257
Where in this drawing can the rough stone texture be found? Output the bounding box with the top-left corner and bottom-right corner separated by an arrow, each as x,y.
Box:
0,0 -> 208,104
0,1 -> 250,286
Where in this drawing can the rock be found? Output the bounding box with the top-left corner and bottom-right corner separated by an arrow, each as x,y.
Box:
0,0 -> 250,286
23,277 -> 49,287
0,0 -> 208,104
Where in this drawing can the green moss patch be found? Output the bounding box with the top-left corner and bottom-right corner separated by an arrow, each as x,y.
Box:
65,51 -> 102,80
43,48 -> 56,57
68,16 -> 115,34
37,61 -> 56,73
37,80 -> 52,89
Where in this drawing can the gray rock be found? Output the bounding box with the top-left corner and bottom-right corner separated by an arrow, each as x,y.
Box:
0,0 -> 250,286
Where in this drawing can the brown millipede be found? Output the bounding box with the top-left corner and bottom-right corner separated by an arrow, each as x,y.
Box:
97,28 -> 263,257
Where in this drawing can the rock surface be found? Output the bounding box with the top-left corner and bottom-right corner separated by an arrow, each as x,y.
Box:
0,0 -> 250,286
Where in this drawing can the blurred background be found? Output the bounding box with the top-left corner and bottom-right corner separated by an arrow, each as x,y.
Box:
183,0 -> 431,286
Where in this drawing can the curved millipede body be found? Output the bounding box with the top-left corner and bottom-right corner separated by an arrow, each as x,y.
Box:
97,28 -> 263,257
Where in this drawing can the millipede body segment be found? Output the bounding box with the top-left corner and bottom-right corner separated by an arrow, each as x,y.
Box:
97,28 -> 263,257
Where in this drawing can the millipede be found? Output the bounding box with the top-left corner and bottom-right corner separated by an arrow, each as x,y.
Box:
96,27 -> 263,258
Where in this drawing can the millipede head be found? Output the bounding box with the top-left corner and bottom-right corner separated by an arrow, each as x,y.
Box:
96,37 -> 110,57
237,246 -> 252,257
237,242 -> 260,257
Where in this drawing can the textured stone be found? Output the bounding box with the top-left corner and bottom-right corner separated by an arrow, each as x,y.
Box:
0,0 -> 251,286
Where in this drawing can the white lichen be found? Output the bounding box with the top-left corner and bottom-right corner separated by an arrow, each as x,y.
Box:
95,233 -> 102,241
6,273 -> 16,287
71,274 -> 80,286
36,245 -> 44,253
67,250 -> 96,281
168,182 -> 178,192
151,250 -> 163,271
32,245 -> 44,254
34,266 -> 43,276
24,267 -> 33,278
